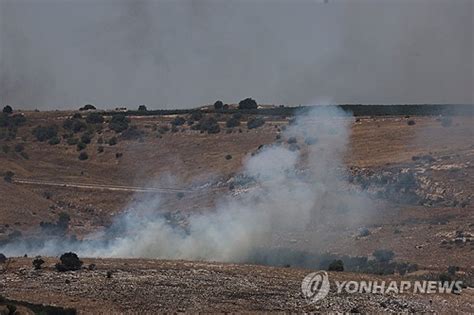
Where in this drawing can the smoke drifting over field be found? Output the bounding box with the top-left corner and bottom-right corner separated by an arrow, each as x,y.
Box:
0,107 -> 373,265
1,0 -> 472,109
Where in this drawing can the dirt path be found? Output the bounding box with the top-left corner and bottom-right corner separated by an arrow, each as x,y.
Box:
13,178 -> 195,194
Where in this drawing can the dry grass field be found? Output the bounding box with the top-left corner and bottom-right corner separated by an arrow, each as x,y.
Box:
0,108 -> 473,313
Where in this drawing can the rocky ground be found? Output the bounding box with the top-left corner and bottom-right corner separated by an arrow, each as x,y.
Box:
1,257 -> 473,314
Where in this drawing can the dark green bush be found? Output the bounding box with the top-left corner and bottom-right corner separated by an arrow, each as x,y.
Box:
247,117 -> 265,129
55,252 -> 83,271
328,259 -> 344,271
138,105 -> 148,111
32,125 -> 58,142
373,249 -> 395,262
3,171 -> 14,183
78,151 -> 88,160
171,116 -> 186,126
238,98 -> 258,110
108,137 -> 117,146
214,100 -> 224,110
226,117 -> 240,128
79,104 -> 96,111
85,112 -> 104,124
2,105 -> 13,114
48,136 -> 61,145
109,114 -> 130,132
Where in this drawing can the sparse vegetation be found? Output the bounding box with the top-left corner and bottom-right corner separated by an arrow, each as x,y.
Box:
192,116 -> 220,134
0,253 -> 6,263
407,120 -> 416,126
225,154 -> 232,160
138,105 -> 148,111
14,143 -> 24,152
63,118 -> 87,133
32,125 -> 58,142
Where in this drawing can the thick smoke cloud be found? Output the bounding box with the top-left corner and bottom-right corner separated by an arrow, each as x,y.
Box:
0,107 -> 374,265
0,0 -> 472,109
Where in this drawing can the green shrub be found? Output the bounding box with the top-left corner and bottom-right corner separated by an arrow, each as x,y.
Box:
85,112 -> 104,124
109,114 -> 130,132
78,151 -> 88,160
108,137 -> 117,146
63,118 -> 87,133
328,260 -> 344,271
32,125 -> 58,141
3,171 -> 14,183
2,144 -> 9,153
247,117 -> 265,129
226,117 -> 240,128
81,132 -> 92,144
55,252 -> 83,271
238,98 -> 258,110
138,105 -> 148,111
171,116 -> 186,126
214,100 -> 224,110
2,105 -> 13,114
373,249 -> 395,262
48,136 -> 61,145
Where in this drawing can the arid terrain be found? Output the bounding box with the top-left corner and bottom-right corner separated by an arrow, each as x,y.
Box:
0,106 -> 473,313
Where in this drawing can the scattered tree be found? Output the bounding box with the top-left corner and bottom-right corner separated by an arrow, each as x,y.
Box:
48,136 -> 61,145
55,252 -> 83,272
138,105 -> 148,111
238,98 -> 258,110
171,116 -> 186,126
108,137 -> 118,146
79,104 -> 96,111
213,100 -> 224,110
2,105 -> 13,114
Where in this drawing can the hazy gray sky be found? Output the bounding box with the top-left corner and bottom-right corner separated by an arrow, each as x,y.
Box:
0,0 -> 472,109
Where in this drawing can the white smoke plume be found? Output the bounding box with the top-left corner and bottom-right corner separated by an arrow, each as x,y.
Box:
1,106 -> 373,264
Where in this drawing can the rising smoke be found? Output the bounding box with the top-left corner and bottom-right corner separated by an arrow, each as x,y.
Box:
0,106 -> 374,266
